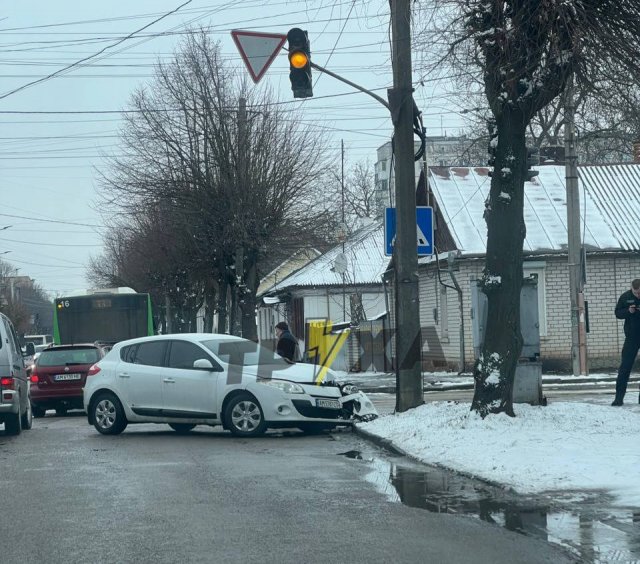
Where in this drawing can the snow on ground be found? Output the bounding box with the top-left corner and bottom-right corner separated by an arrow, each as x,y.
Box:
359,401 -> 640,507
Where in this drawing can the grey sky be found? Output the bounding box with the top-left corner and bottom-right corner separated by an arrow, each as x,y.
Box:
0,1 -> 464,297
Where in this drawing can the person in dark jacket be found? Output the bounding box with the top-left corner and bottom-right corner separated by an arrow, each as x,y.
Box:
612,279 -> 640,405
275,321 -> 298,363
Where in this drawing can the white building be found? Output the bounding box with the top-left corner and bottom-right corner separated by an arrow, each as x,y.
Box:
387,163 -> 640,372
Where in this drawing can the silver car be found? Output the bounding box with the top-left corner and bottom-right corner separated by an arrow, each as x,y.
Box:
0,313 -> 33,435
83,333 -> 378,436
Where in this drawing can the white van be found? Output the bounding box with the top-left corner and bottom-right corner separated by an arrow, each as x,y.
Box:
0,313 -> 33,435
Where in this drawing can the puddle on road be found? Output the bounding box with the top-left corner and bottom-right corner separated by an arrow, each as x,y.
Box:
340,450 -> 640,563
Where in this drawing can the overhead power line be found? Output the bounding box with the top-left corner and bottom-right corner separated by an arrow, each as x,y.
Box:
0,213 -> 101,228
0,0 -> 193,101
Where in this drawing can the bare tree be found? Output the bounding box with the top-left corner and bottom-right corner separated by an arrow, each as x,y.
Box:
96,30 -> 334,338
0,260 -> 46,333
416,1 -> 640,417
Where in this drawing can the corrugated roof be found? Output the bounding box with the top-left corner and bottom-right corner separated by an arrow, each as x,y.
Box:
263,221 -> 387,292
427,164 -> 640,256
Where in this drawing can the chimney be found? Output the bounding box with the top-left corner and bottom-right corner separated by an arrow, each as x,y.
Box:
633,140 -> 640,163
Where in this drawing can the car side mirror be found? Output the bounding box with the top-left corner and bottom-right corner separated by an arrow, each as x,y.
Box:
193,358 -> 214,370
24,342 -> 36,356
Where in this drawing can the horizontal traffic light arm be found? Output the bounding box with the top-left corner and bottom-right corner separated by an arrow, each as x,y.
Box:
307,59 -> 390,110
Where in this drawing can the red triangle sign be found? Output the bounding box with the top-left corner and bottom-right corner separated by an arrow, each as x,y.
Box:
231,30 -> 287,84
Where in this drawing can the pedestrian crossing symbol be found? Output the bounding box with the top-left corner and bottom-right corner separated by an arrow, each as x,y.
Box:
384,206 -> 434,257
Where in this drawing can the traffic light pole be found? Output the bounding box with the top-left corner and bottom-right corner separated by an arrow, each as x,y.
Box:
388,0 -> 423,411
308,61 -> 390,110
302,9 -> 423,411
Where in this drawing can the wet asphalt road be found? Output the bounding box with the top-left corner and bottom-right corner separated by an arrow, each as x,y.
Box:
0,413 -> 575,564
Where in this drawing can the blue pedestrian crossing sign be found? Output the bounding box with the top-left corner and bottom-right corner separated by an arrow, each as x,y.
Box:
384,206 -> 434,257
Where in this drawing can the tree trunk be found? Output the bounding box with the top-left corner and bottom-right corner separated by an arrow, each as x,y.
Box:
165,294 -> 173,334
471,110 -> 527,418
217,277 -> 228,334
229,280 -> 239,336
241,249 -> 259,342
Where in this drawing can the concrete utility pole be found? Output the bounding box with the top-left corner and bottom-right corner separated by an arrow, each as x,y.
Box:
389,0 -> 423,411
234,96 -> 248,337
564,75 -> 588,375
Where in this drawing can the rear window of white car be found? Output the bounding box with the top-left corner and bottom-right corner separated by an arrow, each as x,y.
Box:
38,347 -> 101,366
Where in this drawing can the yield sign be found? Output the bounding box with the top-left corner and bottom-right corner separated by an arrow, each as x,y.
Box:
231,30 -> 287,83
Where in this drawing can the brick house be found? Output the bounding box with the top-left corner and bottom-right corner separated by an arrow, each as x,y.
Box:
392,163 -> 640,372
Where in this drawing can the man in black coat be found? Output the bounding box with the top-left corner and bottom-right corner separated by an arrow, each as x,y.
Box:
275,321 -> 298,363
612,278 -> 640,405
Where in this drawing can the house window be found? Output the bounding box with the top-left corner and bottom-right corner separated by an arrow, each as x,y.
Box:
381,160 -> 387,171
523,264 -> 547,337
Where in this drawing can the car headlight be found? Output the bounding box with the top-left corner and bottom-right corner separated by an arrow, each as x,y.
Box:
258,379 -> 305,394
341,383 -> 359,395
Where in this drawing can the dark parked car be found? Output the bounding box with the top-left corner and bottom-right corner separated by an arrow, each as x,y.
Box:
30,344 -> 106,417
0,312 -> 33,435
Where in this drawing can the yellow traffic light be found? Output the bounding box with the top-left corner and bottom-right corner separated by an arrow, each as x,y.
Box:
289,51 -> 308,69
287,28 -> 312,98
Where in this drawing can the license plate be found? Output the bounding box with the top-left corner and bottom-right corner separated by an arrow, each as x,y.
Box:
54,373 -> 82,381
316,398 -> 341,409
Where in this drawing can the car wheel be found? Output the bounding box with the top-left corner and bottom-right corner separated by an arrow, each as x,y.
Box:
55,406 -> 68,417
32,404 -> 46,418
92,393 -> 128,435
223,393 -> 267,437
21,399 -> 33,430
4,411 -> 22,436
168,423 -> 196,434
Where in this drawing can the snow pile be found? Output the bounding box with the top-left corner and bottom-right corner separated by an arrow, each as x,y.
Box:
360,401 -> 640,506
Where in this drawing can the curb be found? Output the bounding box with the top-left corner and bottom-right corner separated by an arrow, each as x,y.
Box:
352,424 -> 514,493
357,377 -> 640,394
352,424 -> 409,457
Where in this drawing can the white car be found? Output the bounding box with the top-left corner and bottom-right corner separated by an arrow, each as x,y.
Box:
83,333 -> 378,436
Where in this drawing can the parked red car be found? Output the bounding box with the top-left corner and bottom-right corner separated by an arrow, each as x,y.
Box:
30,344 -> 106,417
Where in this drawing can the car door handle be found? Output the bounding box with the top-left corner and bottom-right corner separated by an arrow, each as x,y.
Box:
163,378 -> 176,384
118,373 -> 130,378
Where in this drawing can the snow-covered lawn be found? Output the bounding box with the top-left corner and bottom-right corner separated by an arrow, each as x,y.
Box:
359,401 -> 640,507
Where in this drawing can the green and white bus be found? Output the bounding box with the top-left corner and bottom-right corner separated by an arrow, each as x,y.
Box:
53,288 -> 154,345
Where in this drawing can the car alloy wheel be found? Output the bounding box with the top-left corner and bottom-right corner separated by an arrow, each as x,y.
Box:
224,393 -> 267,437
92,393 -> 127,435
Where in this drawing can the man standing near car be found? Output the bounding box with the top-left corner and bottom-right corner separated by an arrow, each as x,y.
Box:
612,279 -> 640,405
275,321 -> 299,363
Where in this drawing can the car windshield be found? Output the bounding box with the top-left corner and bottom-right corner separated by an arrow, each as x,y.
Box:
38,348 -> 100,366
200,339 -> 287,367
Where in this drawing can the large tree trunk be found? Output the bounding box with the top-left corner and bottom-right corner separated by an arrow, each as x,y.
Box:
471,110 -> 527,418
241,249 -> 259,342
229,281 -> 239,336
204,281 -> 216,333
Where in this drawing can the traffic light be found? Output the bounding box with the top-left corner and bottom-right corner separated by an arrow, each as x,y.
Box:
526,146 -> 540,181
287,28 -> 312,98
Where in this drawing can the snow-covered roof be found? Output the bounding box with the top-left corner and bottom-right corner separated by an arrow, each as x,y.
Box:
427,163 -> 640,257
257,247 -> 321,296
263,221 -> 387,292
